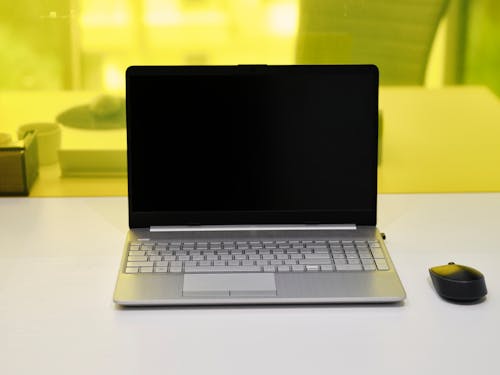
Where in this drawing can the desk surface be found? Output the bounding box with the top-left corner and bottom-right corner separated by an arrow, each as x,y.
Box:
1,194 -> 499,374
1,86 -> 500,196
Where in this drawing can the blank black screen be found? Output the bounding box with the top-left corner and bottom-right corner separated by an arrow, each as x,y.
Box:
127,65 -> 378,226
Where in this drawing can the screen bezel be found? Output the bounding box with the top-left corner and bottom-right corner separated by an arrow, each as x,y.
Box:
126,65 -> 379,228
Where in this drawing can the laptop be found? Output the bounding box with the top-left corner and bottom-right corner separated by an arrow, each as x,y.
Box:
113,64 -> 406,305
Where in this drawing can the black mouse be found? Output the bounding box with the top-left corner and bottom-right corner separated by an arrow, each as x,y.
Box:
429,262 -> 487,302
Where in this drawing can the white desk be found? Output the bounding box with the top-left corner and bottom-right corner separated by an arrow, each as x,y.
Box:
1,194 -> 499,374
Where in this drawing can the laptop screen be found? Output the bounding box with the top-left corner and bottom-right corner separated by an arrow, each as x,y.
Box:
126,65 -> 378,227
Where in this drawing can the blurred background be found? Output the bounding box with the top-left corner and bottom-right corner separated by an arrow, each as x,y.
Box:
0,0 -> 498,94
0,0 -> 499,196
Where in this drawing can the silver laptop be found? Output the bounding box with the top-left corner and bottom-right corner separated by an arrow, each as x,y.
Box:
113,64 -> 406,305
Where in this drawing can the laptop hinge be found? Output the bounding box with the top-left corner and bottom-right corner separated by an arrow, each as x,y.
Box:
150,224 -> 357,232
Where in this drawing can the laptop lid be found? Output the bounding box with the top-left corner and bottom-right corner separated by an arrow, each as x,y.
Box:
126,65 -> 378,228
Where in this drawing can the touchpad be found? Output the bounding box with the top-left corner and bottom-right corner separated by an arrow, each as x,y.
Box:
183,273 -> 277,297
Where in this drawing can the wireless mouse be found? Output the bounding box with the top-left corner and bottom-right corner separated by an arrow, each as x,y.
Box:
429,262 -> 487,302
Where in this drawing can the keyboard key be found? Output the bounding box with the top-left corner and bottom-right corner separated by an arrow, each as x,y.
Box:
299,259 -> 332,265
277,265 -> 291,272
320,265 -> 334,272
375,259 -> 389,270
140,267 -> 154,273
128,255 -> 148,261
306,265 -> 320,272
184,266 -> 261,273
125,267 -> 139,273
336,264 -> 363,271
311,245 -> 328,250
155,267 -> 168,273
304,253 -> 330,259
371,249 -> 385,259
127,261 -> 154,267
263,265 -> 276,272
128,250 -> 145,256
361,258 -> 375,265
314,249 -> 329,254
292,265 -> 305,272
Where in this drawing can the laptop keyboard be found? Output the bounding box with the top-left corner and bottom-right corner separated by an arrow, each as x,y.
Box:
124,239 -> 389,274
